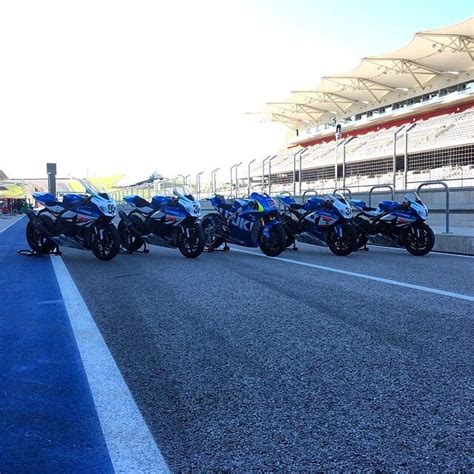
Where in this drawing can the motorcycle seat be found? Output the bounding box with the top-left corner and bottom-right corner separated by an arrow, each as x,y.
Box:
124,195 -> 151,208
363,209 -> 383,217
289,203 -> 304,210
32,192 -> 61,207
151,195 -> 173,210
378,200 -> 400,212
62,193 -> 87,208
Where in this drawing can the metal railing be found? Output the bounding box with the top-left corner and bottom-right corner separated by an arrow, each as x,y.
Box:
368,184 -> 395,207
302,189 -> 318,202
417,180 -> 451,234
333,187 -> 352,200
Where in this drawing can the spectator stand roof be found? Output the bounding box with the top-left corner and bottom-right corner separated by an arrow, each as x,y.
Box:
250,17 -> 474,131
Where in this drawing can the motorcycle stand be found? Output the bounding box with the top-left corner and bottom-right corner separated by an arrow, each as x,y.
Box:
206,241 -> 230,252
121,240 -> 149,254
17,245 -> 62,257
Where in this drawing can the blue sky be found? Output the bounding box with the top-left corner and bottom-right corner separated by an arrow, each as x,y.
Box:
0,1 -> 472,180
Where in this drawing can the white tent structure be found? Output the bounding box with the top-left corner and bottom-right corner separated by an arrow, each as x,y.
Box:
255,17 -> 474,130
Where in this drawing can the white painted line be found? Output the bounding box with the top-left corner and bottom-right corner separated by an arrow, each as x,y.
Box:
232,248 -> 474,302
366,244 -> 474,259
0,215 -> 25,234
51,256 -> 170,473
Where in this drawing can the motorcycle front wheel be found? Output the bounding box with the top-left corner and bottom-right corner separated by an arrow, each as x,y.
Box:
118,218 -> 143,252
90,223 -> 120,261
403,223 -> 435,256
177,221 -> 205,258
258,224 -> 286,257
327,223 -> 356,256
26,214 -> 56,254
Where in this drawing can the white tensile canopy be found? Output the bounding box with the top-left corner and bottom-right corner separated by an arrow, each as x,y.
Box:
256,17 -> 474,129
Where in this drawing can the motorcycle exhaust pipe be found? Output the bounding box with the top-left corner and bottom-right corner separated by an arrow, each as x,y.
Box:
26,211 -> 54,237
119,210 -> 141,235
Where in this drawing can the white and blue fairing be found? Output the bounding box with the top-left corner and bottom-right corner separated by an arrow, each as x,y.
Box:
32,180 -> 117,219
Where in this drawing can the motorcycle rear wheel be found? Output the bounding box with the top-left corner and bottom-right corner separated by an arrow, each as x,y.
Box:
26,214 -> 56,254
90,223 -> 120,261
327,223 -> 356,256
280,214 -> 297,248
258,224 -> 286,257
177,221 -> 205,258
201,213 -> 226,250
118,219 -> 143,252
403,223 -> 435,256
353,216 -> 369,249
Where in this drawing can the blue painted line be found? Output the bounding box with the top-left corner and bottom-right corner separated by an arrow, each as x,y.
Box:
0,219 -> 113,472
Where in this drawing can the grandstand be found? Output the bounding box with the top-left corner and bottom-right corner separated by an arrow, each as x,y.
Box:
239,16 -> 474,198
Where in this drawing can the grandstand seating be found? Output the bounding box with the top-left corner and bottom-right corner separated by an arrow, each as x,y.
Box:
248,106 -> 474,194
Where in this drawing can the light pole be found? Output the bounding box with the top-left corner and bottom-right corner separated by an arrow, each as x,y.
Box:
342,137 -> 355,189
196,171 -> 204,200
262,155 -> 271,193
247,159 -> 256,197
392,125 -> 405,190
211,168 -> 220,194
299,149 -> 308,196
268,155 -> 277,195
229,164 -> 236,197
293,148 -> 304,196
404,122 -> 417,190
234,161 -> 242,197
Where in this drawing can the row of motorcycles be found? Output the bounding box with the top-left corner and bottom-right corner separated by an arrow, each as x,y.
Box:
25,181 -> 435,261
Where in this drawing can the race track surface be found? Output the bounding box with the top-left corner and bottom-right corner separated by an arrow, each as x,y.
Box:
62,242 -> 474,471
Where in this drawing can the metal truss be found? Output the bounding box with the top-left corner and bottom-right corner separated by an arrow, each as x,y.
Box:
415,33 -> 474,60
363,57 -> 455,89
322,76 -> 398,102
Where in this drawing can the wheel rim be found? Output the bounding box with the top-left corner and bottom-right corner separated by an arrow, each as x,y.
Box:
261,228 -> 280,252
121,224 -> 135,248
27,221 -> 53,252
203,218 -> 219,247
32,228 -> 50,250
330,229 -> 352,252
92,227 -> 114,256
179,224 -> 200,254
406,226 -> 429,251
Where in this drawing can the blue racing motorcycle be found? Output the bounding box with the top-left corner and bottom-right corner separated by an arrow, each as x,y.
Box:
118,187 -> 204,258
26,182 -> 120,260
277,193 -> 356,256
350,192 -> 435,256
201,193 -> 286,256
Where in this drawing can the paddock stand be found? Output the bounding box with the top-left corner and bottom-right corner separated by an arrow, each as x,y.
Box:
206,241 -> 230,252
17,245 -> 61,257
121,238 -> 149,254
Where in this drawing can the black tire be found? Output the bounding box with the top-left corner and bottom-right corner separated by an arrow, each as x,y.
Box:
280,214 -> 297,248
403,223 -> 435,256
201,213 -> 226,250
90,223 -> 120,261
26,214 -> 56,254
118,219 -> 143,252
327,223 -> 356,256
258,224 -> 286,257
177,221 -> 205,258
354,230 -> 368,249
353,215 -> 369,249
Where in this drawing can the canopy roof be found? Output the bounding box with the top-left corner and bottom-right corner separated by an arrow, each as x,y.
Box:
253,17 -> 474,129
